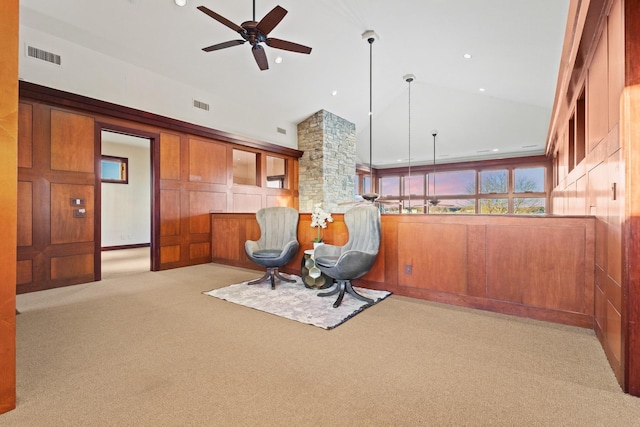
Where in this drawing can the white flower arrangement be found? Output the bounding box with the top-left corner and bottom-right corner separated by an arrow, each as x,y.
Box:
310,203 -> 333,243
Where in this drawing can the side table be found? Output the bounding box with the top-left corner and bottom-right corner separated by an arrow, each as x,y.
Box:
300,249 -> 332,289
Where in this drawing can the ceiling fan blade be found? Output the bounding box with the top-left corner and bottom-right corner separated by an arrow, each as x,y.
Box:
202,40 -> 246,52
197,6 -> 245,33
256,5 -> 287,35
266,38 -> 312,54
252,44 -> 269,70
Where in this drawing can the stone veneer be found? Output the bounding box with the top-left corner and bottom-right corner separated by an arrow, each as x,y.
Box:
297,110 -> 356,214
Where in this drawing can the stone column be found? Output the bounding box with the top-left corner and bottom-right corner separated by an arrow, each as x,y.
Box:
297,110 -> 356,213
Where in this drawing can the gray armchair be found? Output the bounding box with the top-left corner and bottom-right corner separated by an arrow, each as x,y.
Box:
314,205 -> 381,307
245,207 -> 300,289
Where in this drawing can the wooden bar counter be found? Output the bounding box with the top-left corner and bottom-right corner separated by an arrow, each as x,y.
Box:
211,212 -> 595,328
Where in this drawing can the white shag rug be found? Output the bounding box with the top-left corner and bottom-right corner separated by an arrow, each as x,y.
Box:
203,275 -> 391,329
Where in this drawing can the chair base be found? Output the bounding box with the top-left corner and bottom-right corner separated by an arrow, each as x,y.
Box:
247,267 -> 296,290
318,279 -> 374,308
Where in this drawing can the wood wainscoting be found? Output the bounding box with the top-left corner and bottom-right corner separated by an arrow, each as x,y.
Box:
212,213 -> 596,328
17,82 -> 302,293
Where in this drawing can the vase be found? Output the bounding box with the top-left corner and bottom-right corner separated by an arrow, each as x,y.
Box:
313,241 -> 323,249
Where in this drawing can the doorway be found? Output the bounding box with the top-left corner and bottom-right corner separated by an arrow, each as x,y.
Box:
95,125 -> 160,280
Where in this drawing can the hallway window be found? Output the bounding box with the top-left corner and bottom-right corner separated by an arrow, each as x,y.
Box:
101,155 -> 128,184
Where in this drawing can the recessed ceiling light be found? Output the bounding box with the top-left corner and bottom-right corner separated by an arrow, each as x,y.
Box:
275,56 -> 283,64
463,53 -> 472,59
479,88 -> 486,92
492,148 -> 499,152
331,90 -> 338,96
174,0 -> 187,6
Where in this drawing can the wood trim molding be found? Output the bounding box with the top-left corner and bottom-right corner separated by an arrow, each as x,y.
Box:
546,0 -> 614,157
19,81 -> 303,159
0,0 -> 18,415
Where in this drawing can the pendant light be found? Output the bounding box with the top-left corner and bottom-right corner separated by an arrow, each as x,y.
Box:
362,30 -> 378,202
429,130 -> 440,208
403,74 -> 416,213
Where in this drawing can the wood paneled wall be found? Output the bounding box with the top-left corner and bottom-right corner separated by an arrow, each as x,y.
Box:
622,0 -> 640,397
17,83 -> 302,293
547,0 -> 640,394
212,213 -> 596,328
0,0 -> 18,414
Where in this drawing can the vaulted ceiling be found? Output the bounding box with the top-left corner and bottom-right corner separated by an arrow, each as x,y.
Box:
19,0 -> 570,167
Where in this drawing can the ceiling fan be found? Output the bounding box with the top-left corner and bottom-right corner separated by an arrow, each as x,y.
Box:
197,1 -> 312,71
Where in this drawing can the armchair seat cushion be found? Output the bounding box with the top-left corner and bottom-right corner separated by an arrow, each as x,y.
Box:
252,249 -> 283,258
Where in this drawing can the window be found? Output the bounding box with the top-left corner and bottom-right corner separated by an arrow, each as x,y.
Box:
101,155 -> 128,184
429,199 -> 475,214
266,156 -> 286,189
479,170 -> 507,194
376,159 -> 547,215
233,149 -> 257,186
404,174 -> 425,196
513,166 -> 546,214
514,198 -> 545,214
429,170 -> 475,196
403,199 -> 424,214
479,199 -> 508,214
514,167 -> 544,193
362,175 -> 372,194
380,176 -> 400,197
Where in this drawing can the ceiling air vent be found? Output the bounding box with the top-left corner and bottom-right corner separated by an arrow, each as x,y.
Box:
26,45 -> 61,65
277,127 -> 287,135
193,99 -> 210,111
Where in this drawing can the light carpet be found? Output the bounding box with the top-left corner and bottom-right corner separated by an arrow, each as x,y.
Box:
204,274 -> 391,329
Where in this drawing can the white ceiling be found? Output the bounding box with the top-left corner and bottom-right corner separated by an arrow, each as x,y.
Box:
19,0 -> 570,168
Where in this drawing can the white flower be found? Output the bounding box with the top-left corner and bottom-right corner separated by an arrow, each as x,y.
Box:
310,203 -> 333,229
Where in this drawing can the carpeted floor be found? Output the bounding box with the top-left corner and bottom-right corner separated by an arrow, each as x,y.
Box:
101,247 -> 150,279
6,261 -> 640,426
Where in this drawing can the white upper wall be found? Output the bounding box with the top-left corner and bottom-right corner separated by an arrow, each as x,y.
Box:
18,25 -> 299,149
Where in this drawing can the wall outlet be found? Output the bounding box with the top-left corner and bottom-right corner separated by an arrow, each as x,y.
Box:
405,264 -> 412,274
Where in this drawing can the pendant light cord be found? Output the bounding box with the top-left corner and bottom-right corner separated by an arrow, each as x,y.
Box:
407,79 -> 412,211
368,37 -> 374,193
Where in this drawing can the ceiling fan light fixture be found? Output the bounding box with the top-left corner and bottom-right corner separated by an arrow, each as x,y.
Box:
174,0 -> 187,6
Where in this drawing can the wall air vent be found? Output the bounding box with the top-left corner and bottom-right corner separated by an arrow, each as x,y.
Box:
522,144 -> 538,149
193,99 -> 210,111
26,45 -> 61,65
277,127 -> 287,135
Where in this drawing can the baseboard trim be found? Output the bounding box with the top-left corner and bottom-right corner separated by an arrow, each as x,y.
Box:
101,243 -> 150,251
